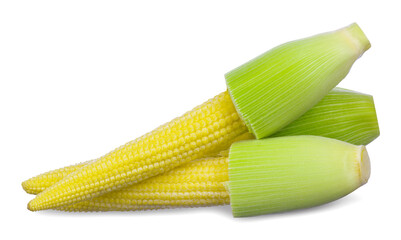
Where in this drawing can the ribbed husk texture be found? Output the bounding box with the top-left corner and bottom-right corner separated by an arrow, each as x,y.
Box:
228,136 -> 370,217
226,23 -> 371,139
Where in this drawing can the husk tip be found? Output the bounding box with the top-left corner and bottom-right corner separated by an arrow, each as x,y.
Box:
340,23 -> 371,57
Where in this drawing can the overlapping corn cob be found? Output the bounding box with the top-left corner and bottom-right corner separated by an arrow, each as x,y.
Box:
22,92 -> 245,195
22,87 -> 378,196
27,23 -> 371,211
28,91 -> 247,210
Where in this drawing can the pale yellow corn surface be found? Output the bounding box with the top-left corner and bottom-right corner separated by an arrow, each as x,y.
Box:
56,157 -> 230,212
28,92 -> 246,211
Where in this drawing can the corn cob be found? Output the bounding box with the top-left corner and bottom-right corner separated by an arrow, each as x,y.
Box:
57,157 -> 229,212
27,23 -> 370,211
22,87 -> 379,195
36,136 -> 371,215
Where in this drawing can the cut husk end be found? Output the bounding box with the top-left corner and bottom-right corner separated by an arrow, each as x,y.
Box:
360,146 -> 371,186
340,23 -> 371,58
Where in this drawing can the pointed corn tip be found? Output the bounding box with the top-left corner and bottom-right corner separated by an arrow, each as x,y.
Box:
27,200 -> 36,211
27,198 -> 43,211
21,181 -> 29,192
22,180 -> 41,195
359,146 -> 371,186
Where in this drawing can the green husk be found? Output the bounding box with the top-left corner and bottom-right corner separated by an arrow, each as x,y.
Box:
228,136 -> 370,217
234,87 -> 380,145
226,23 -> 371,139
270,87 -> 379,145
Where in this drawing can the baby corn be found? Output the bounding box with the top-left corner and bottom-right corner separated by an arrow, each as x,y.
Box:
27,23 -> 370,211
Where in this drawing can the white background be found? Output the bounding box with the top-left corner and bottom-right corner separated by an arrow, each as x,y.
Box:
1,0 -> 399,239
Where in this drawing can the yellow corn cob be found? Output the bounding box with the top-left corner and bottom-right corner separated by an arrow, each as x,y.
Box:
28,92 -> 246,211
22,151 -> 230,196
56,157 -> 229,212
